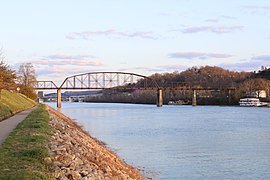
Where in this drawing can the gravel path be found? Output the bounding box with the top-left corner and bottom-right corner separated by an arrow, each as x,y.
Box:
0,107 -> 36,145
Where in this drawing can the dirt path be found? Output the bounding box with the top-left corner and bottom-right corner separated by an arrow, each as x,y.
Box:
0,107 -> 36,145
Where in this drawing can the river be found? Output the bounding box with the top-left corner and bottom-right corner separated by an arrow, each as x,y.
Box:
47,102 -> 270,179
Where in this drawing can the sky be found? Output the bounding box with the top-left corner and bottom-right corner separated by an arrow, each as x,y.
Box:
0,0 -> 269,84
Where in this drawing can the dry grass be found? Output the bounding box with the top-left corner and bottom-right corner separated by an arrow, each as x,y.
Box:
0,89 -> 36,121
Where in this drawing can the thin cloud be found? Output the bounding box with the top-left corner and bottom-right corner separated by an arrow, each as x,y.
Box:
37,66 -> 85,74
168,52 -> 233,59
156,64 -> 188,72
35,59 -> 103,66
66,29 -> 157,40
220,15 -> 237,20
204,15 -> 237,23
221,61 -> 264,71
138,64 -> 187,72
30,54 -> 105,77
41,55 -> 96,60
220,55 -> 270,71
118,64 -> 187,73
181,26 -> 243,34
252,55 -> 270,61
205,18 -> 220,23
158,12 -> 172,16
205,15 -> 237,23
243,5 -> 270,10
220,62 -> 256,71
36,65 -> 104,76
242,5 -> 270,15
34,54 -> 103,66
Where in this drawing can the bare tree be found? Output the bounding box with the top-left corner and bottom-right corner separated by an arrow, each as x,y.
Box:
16,63 -> 37,99
0,49 -> 17,99
17,63 -> 36,86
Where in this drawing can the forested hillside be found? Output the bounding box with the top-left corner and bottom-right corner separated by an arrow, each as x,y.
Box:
85,66 -> 270,105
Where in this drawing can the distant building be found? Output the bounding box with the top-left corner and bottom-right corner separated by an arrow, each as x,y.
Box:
246,90 -> 267,98
261,66 -> 270,71
37,98 -> 44,103
37,91 -> 44,98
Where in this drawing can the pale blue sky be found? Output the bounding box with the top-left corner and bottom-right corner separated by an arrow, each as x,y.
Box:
0,0 -> 269,83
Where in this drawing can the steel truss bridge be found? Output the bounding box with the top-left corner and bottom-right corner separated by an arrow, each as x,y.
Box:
33,71 -> 235,108
33,72 -> 163,108
34,72 -> 159,90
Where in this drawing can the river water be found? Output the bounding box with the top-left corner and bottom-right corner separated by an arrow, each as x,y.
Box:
47,102 -> 270,179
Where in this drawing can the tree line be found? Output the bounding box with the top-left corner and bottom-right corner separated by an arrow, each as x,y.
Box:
0,49 -> 37,99
85,66 -> 270,105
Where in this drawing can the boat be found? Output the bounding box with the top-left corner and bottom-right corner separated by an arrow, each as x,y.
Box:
168,100 -> 187,105
239,98 -> 267,107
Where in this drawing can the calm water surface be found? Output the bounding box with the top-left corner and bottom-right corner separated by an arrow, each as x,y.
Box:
47,102 -> 270,179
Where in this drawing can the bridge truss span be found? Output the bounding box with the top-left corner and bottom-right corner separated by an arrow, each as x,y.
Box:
59,72 -> 160,90
33,72 -> 163,108
32,81 -> 58,90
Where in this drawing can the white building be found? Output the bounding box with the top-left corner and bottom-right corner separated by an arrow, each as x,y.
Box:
246,90 -> 267,98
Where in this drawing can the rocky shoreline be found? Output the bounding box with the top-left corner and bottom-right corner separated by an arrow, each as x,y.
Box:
46,105 -> 142,180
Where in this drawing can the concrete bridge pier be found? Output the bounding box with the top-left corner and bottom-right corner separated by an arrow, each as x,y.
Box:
228,89 -> 231,105
157,89 -> 163,107
192,89 -> 197,106
57,89 -> 62,108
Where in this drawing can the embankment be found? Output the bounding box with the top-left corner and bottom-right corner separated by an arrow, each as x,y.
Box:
47,105 -> 142,179
0,105 -> 52,179
0,103 -> 142,179
0,89 -> 36,121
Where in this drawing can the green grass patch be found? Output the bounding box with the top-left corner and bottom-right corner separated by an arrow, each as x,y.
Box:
0,104 -> 53,179
0,89 -> 36,120
0,103 -> 12,118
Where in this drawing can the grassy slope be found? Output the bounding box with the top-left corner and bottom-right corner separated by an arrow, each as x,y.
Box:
0,105 -> 53,179
0,89 -> 36,120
